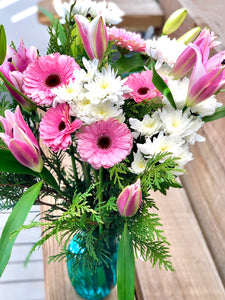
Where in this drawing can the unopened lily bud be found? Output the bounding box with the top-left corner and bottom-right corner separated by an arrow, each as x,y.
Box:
0,106 -> 43,172
75,15 -> 108,62
177,27 -> 201,45
163,8 -> 187,35
117,179 -> 142,217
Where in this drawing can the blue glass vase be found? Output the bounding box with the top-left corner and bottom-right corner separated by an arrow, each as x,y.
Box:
67,235 -> 118,300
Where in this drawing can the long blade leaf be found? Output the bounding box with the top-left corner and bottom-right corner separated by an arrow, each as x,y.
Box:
0,181 -> 43,277
152,62 -> 177,109
117,222 -> 135,300
0,25 -> 7,65
202,105 -> 225,122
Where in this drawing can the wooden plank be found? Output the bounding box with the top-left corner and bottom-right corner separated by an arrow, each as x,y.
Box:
37,0 -> 164,31
135,187 -> 225,300
180,133 -> 225,285
0,281 -> 45,300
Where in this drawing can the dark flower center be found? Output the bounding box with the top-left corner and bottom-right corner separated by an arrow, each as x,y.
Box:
137,87 -> 149,95
58,121 -> 66,131
221,59 -> 225,65
45,74 -> 61,88
97,135 -> 112,149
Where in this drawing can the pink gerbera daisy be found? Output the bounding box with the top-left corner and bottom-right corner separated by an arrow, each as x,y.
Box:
124,70 -> 164,103
107,27 -> 146,52
23,53 -> 80,106
39,103 -> 82,152
76,118 -> 133,169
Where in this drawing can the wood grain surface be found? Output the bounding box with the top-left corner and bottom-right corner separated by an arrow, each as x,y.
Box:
135,187 -> 225,300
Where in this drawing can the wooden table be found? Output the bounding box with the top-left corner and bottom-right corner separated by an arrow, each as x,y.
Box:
40,1 -> 225,299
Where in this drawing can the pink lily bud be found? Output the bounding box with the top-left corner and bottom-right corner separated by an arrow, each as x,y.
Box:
0,39 -> 37,111
186,44 -> 225,107
206,50 -> 225,71
0,106 -> 43,172
117,179 -> 142,217
172,29 -> 220,78
75,14 -> 108,62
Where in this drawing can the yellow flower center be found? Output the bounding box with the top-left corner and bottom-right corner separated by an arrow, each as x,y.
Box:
172,119 -> 180,128
160,145 -> 168,152
66,87 -> 75,94
100,81 -> 109,89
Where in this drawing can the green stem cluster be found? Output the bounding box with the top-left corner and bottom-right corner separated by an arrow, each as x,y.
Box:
94,167 -> 104,234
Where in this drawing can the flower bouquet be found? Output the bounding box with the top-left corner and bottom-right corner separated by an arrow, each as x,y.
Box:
0,2 -> 225,299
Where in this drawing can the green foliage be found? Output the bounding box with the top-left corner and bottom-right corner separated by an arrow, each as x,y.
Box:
109,160 -> 133,189
129,198 -> 174,271
99,41 -> 117,68
141,152 -> 182,195
0,172 -> 37,210
123,99 -> 163,123
112,53 -> 145,75
45,3 -> 81,57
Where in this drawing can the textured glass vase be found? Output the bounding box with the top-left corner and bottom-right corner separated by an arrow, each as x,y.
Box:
67,235 -> 118,300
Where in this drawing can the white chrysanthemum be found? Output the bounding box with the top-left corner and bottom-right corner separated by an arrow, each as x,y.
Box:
82,58 -> 99,78
54,0 -> 124,25
78,101 -> 123,124
172,144 -> 193,175
69,96 -> 93,118
138,131 -> 185,162
165,77 -> 189,109
159,107 -> 204,141
129,113 -> 162,137
185,132 -> 205,145
190,95 -> 223,117
84,65 -> 131,105
129,151 -> 147,174
145,36 -> 186,69
51,79 -> 79,106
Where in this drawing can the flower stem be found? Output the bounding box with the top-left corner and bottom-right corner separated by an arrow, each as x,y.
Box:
98,167 -> 104,234
82,162 -> 91,188
70,143 -> 78,187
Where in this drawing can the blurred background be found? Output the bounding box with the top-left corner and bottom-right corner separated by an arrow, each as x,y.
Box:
0,0 -> 49,54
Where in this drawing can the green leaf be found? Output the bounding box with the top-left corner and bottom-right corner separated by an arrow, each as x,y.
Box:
38,6 -> 67,45
0,149 -> 62,194
0,181 -> 43,277
40,167 -> 60,194
117,222 -> 135,300
112,53 -> 145,75
202,105 -> 225,122
0,25 -> 7,65
0,148 -> 37,175
152,63 -> 177,109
